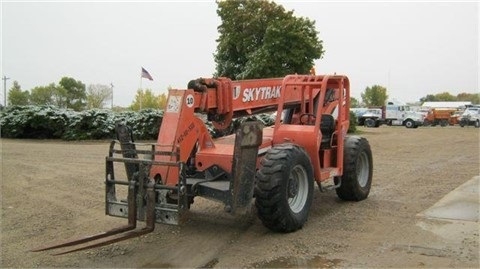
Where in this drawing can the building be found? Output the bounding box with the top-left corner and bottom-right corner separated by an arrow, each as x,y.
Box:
421,101 -> 471,109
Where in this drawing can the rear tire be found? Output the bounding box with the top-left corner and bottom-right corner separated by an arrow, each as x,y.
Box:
364,118 -> 375,128
254,144 -> 314,232
335,136 -> 373,201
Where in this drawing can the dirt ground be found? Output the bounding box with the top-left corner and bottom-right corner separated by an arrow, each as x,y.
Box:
1,126 -> 479,268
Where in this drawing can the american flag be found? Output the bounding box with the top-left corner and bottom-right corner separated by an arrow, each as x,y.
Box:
141,67 -> 153,81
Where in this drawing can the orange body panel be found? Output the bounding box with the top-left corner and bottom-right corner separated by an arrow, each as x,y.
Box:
425,108 -> 458,125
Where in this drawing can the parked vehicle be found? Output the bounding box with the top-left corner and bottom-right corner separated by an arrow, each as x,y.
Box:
360,101 -> 424,128
358,108 -> 382,127
423,108 -> 458,127
459,105 -> 480,128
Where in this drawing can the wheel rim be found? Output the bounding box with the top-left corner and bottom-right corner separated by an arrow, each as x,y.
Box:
288,164 -> 308,213
356,151 -> 370,187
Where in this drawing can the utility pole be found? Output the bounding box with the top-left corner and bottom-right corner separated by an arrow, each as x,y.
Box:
2,75 -> 10,107
110,83 -> 114,109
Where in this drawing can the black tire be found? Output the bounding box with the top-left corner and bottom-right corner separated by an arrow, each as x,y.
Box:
440,120 -> 448,127
334,136 -> 373,201
364,118 -> 375,128
475,120 -> 480,128
254,144 -> 314,233
405,119 -> 415,128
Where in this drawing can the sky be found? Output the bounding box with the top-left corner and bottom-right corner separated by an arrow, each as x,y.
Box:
1,1 -> 478,107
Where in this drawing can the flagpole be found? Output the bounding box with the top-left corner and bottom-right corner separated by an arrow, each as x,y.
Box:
139,67 -> 153,111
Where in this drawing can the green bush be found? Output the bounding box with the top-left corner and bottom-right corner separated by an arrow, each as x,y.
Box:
0,105 -> 73,138
348,110 -> 357,133
0,106 -> 163,140
63,109 -> 116,140
120,109 -> 164,140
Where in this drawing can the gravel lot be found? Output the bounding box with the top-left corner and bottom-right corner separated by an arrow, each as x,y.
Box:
1,125 -> 479,268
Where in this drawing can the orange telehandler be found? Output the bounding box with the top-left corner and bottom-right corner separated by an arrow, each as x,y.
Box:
33,74 -> 373,254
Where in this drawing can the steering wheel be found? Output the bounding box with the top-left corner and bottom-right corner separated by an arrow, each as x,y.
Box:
299,113 -> 316,125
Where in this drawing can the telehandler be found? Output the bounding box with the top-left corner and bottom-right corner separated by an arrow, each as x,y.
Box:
33,74 -> 373,254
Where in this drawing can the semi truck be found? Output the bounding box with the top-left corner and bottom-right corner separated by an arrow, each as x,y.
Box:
459,105 -> 480,128
359,101 -> 424,128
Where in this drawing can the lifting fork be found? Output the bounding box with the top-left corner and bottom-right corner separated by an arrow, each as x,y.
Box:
31,123 -> 157,255
30,177 -> 156,255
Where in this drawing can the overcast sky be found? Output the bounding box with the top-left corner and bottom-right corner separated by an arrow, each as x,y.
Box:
2,1 -> 478,107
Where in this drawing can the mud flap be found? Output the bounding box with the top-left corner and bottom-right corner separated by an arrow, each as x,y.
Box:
230,121 -> 263,214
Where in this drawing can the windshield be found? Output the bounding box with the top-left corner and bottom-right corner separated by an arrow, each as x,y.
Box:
462,108 -> 480,116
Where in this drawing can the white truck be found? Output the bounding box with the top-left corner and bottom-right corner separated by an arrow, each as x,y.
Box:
360,101 -> 424,128
459,105 -> 480,128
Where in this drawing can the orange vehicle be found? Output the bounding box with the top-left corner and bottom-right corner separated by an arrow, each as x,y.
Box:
424,108 -> 458,126
34,74 -> 373,254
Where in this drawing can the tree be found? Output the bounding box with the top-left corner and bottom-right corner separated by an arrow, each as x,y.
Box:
8,81 -> 30,106
30,83 -> 64,107
434,91 -> 456,101
214,0 -> 324,80
361,85 -> 388,107
86,84 -> 112,109
457,92 -> 480,104
158,93 -> 168,109
130,89 -> 159,111
58,77 -> 86,111
419,94 -> 437,102
419,91 -> 479,103
350,97 -> 360,108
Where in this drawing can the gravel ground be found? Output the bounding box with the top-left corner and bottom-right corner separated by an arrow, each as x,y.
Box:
1,125 -> 479,268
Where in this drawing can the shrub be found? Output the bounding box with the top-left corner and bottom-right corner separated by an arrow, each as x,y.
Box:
348,110 -> 357,133
120,109 -> 164,140
0,106 -> 164,140
0,105 -> 73,138
63,109 -> 116,140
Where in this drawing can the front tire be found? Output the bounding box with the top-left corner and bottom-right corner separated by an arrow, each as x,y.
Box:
405,119 -> 415,128
335,136 -> 373,201
254,144 -> 314,232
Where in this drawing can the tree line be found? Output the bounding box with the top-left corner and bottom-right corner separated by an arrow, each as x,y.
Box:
350,84 -> 478,108
7,77 -> 168,111
8,77 -> 92,111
